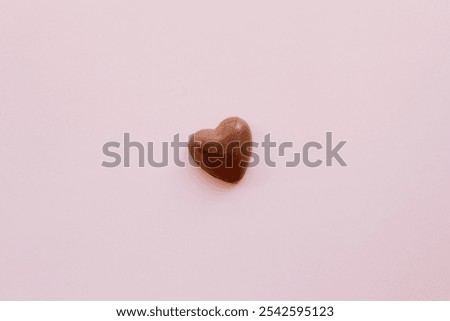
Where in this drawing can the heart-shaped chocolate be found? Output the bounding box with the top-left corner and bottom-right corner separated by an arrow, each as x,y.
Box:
188,117 -> 252,183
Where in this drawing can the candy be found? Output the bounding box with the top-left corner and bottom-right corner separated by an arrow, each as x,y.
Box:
188,117 -> 252,183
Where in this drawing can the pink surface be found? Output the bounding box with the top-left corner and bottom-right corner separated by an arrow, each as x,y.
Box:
1,0 -> 449,300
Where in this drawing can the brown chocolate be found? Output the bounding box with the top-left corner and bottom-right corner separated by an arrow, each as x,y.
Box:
188,117 -> 252,183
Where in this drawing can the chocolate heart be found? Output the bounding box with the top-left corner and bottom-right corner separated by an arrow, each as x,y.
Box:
188,117 -> 252,183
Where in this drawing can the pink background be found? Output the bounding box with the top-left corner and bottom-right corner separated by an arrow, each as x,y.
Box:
1,0 -> 449,300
